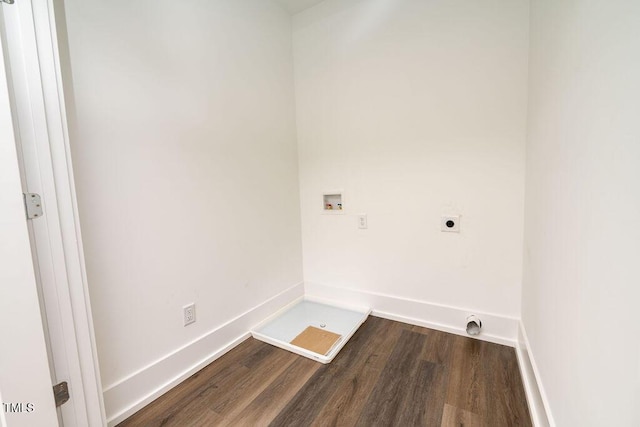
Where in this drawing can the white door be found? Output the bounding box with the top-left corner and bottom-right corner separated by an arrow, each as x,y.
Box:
0,0 -> 105,425
0,16 -> 59,427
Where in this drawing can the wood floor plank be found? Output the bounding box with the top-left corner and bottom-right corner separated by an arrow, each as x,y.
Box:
209,347 -> 296,417
440,403 -> 483,427
419,328 -> 456,365
445,337 -> 532,427
354,329 -> 427,426
308,319 -> 405,427
226,356 -> 320,426
268,316 -> 386,426
238,340 -> 279,369
149,397 -> 224,427
118,318 -> 532,427
445,335 -> 486,415
481,343 -> 531,427
118,338 -> 262,426
397,360 -> 448,427
118,362 -> 249,426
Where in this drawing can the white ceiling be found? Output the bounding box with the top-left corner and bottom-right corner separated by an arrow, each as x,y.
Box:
273,0 -> 326,15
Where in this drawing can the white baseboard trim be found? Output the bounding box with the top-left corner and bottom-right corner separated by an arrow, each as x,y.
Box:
304,282 -> 519,347
515,321 -> 554,427
103,282 -> 304,426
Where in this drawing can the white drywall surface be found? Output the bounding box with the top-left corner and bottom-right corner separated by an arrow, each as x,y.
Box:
273,0 -> 326,15
523,0 -> 640,425
293,0 -> 529,318
60,0 -> 303,406
0,40 -> 58,426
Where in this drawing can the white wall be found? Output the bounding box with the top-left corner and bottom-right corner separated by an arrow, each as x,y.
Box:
59,0 -> 303,420
0,37 -> 58,426
523,0 -> 640,425
294,0 -> 529,322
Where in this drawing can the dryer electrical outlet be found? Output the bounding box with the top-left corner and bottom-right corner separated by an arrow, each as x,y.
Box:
441,215 -> 460,232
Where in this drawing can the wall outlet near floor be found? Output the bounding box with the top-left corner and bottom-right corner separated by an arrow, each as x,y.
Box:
183,303 -> 196,326
441,215 -> 460,232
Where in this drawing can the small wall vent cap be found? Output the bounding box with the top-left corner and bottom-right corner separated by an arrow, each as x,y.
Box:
466,315 -> 482,336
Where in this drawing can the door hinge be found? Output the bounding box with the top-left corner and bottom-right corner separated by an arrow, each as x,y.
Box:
23,193 -> 43,219
53,381 -> 70,407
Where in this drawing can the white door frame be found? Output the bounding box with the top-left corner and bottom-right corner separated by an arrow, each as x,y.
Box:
1,0 -> 105,425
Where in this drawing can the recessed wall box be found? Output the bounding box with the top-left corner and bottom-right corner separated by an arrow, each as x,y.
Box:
322,192 -> 344,213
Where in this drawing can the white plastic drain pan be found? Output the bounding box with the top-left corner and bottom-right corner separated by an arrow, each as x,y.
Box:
251,299 -> 370,364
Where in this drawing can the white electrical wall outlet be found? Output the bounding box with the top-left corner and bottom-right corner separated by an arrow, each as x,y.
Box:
357,214 -> 368,229
183,303 -> 196,326
441,215 -> 460,232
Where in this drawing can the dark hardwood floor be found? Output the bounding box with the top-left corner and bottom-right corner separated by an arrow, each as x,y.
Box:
118,317 -> 531,426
